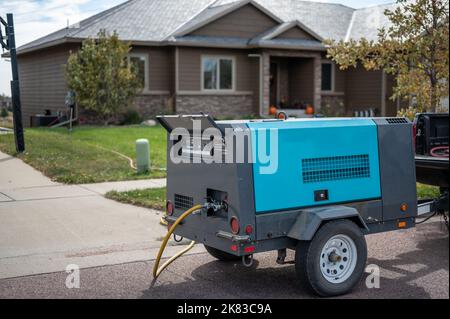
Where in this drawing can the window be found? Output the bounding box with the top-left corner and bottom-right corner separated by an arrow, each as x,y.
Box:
128,54 -> 149,91
321,62 -> 333,92
202,56 -> 234,91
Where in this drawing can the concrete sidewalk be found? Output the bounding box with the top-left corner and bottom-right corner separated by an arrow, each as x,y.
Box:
0,151 -> 198,280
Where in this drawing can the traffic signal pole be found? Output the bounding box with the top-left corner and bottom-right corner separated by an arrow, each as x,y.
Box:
1,13 -> 25,153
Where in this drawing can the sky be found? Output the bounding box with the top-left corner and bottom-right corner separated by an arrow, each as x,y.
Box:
0,0 -> 393,96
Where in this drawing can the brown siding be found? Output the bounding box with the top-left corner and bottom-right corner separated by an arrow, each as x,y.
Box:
334,66 -> 346,92
385,74 -> 408,116
178,47 -> 258,92
177,47 -> 259,114
276,27 -> 315,40
345,65 -> 382,114
18,45 -> 175,126
191,4 -> 278,38
18,44 -> 80,126
288,58 -> 315,104
131,46 -> 173,92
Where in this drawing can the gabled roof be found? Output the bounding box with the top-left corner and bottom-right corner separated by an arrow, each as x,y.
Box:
17,0 -> 214,53
346,2 -> 401,42
15,0 -> 398,55
171,0 -> 283,38
251,20 -> 323,42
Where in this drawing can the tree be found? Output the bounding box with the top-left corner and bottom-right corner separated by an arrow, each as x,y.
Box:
326,0 -> 449,112
1,107 -> 8,118
66,30 -> 141,124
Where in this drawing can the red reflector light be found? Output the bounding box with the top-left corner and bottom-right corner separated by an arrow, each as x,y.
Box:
244,246 -> 255,253
166,200 -> 174,216
230,217 -> 240,234
231,245 -> 237,252
245,225 -> 253,235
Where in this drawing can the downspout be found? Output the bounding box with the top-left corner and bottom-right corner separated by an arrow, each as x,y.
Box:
248,54 -> 264,117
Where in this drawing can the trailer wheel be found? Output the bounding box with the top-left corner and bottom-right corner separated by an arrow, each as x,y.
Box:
204,245 -> 241,262
295,219 -> 367,297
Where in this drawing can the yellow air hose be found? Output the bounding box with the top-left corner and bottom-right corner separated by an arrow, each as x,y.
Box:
153,204 -> 204,279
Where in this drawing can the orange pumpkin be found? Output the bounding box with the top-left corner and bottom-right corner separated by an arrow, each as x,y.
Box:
305,105 -> 315,115
269,105 -> 278,115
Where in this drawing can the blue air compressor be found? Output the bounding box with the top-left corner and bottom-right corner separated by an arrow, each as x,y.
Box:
155,115 -> 417,297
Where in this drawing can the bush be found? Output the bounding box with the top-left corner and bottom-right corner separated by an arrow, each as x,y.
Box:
1,108 -> 8,118
319,102 -> 346,117
120,108 -> 142,125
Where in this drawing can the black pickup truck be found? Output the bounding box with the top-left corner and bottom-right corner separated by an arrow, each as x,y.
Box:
414,113 -> 449,189
414,113 -> 448,222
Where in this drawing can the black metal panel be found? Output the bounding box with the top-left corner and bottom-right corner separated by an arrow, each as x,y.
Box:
373,118 -> 417,221
165,122 -> 257,254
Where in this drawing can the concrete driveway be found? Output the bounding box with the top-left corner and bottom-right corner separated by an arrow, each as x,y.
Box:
0,151 -> 200,280
0,151 -> 448,299
0,217 -> 447,299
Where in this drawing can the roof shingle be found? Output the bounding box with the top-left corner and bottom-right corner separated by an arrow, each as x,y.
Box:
17,0 -> 397,54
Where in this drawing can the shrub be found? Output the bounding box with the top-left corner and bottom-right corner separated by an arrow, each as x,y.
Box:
1,108 -> 8,118
120,108 -> 142,125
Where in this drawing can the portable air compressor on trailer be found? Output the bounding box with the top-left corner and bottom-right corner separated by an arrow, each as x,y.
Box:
154,115 -> 417,297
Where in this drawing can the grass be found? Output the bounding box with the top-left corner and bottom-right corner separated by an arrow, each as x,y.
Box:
105,187 -> 166,211
0,125 -> 166,184
417,183 -> 441,199
105,184 -> 441,212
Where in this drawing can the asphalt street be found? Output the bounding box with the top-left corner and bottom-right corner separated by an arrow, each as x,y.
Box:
0,217 -> 448,299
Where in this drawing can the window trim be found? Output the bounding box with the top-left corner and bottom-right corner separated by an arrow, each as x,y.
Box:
201,55 -> 236,92
128,53 -> 150,93
321,60 -> 335,93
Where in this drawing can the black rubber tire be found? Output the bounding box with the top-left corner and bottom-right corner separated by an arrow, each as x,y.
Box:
295,219 -> 367,297
204,245 -> 241,261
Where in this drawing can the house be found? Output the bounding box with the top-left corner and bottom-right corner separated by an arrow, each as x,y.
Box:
12,0 -> 406,125
0,96 -> 12,110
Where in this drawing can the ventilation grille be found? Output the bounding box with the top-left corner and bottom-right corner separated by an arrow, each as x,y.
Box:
302,155 -> 370,184
386,118 -> 408,124
174,194 -> 194,210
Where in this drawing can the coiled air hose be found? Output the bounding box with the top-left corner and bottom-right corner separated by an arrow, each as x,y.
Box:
152,204 -> 204,279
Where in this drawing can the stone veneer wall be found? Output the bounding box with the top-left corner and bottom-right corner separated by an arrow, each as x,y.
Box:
320,94 -> 346,116
78,94 -> 172,124
175,94 -> 254,118
133,94 -> 172,119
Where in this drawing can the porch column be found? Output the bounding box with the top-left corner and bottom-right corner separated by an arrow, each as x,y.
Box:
313,56 -> 322,112
262,52 -> 271,116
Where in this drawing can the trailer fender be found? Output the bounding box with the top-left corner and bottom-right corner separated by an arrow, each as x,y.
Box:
287,206 -> 368,241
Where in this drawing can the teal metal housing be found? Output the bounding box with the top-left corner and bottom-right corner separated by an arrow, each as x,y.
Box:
247,118 -> 382,213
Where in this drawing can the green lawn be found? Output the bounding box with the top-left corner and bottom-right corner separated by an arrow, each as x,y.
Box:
105,187 -> 166,211
105,184 -> 440,211
0,125 -> 166,184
